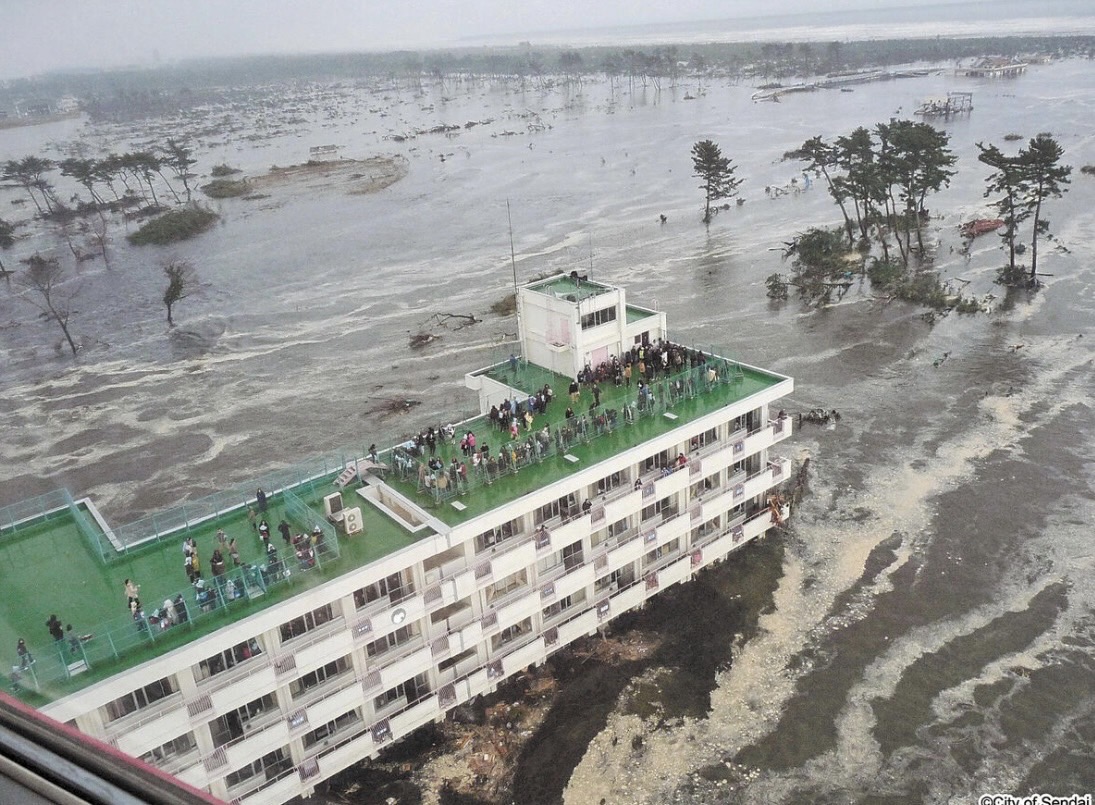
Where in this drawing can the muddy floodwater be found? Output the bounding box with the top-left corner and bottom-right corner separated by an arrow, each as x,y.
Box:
2,52 -> 1094,805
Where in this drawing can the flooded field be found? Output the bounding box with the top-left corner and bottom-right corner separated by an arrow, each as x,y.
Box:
1,55 -> 1094,805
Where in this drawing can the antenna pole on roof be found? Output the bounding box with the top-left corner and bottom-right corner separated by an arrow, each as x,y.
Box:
589,232 -> 593,278
507,199 -> 521,357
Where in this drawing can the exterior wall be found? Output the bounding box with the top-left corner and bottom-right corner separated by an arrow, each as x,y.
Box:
518,288 -> 580,377
623,307 -> 667,348
41,385 -> 793,804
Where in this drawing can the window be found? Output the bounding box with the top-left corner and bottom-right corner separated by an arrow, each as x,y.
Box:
491,617 -> 532,650
690,474 -> 721,500
103,676 -> 179,722
542,589 -> 586,620
693,515 -> 721,539
537,547 -> 563,574
609,517 -> 630,537
732,454 -> 759,477
366,624 -> 418,658
290,656 -> 352,700
643,538 -> 680,569
140,732 -> 196,766
641,496 -> 673,522
596,471 -> 624,494
303,709 -> 361,750
643,449 -> 671,472
353,572 -> 414,608
279,603 -> 336,643
733,408 -> 761,433
485,569 -> 528,602
225,747 -> 291,790
562,540 -> 584,571
580,305 -> 617,329
374,673 -> 429,711
590,527 -> 608,549
196,638 -> 263,681
691,427 -> 718,449
595,569 -> 624,594
535,493 -> 576,525
210,693 -> 278,747
474,518 -> 522,552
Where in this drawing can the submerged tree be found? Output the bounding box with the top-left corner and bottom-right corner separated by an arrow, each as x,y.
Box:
2,156 -> 58,215
979,134 -> 1071,286
790,135 -> 855,245
834,127 -> 882,246
0,217 -> 13,278
780,226 -> 857,306
977,142 -> 1028,280
1021,133 -> 1071,283
875,119 -> 955,262
162,259 -> 195,326
690,139 -> 742,224
163,139 -> 197,204
58,157 -> 107,208
20,254 -> 80,356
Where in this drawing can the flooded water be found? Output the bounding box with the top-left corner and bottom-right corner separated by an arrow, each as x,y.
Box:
1,47 -> 1094,805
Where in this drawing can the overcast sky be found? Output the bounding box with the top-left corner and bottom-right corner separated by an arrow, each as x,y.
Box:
0,0 -> 992,80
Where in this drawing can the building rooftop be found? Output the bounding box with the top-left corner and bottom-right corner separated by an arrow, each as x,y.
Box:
386,358 -> 786,526
0,345 -> 786,705
0,483 -> 434,705
525,275 -> 612,302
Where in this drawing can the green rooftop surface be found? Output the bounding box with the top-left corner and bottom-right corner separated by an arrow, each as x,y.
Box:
626,305 -> 658,324
526,275 -> 612,302
0,483 -> 433,704
384,359 -> 783,527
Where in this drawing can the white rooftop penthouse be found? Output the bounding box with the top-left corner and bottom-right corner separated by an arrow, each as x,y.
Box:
518,273 -> 667,380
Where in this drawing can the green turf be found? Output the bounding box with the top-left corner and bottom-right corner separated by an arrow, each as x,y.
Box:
626,305 -> 658,324
385,361 -> 782,525
1,483 -> 433,703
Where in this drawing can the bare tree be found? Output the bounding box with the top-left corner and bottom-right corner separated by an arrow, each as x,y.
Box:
88,214 -> 111,269
162,259 -> 194,326
20,254 -> 80,356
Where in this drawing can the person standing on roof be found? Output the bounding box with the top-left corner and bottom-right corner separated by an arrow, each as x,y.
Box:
124,579 -> 141,607
16,638 -> 32,669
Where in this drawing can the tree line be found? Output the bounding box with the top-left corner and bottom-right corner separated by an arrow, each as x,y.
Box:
690,123 -> 1070,311
2,139 -> 196,218
5,35 -> 1094,123
0,139 -> 204,356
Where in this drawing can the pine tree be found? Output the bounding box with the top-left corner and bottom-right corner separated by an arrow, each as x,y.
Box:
690,140 -> 742,224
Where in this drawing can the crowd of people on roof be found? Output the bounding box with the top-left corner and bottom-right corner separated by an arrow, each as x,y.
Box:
378,342 -> 736,503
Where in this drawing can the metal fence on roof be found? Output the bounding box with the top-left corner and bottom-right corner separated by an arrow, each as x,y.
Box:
10,538 -> 340,700
109,450 -> 366,554
390,353 -> 752,507
0,489 -> 72,537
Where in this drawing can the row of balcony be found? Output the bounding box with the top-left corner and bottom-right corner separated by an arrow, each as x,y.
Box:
227,496 -> 787,803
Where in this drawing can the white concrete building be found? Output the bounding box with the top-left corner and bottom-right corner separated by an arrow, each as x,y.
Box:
35,276 -> 794,803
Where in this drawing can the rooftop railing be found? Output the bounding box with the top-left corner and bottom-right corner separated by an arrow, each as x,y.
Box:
388,355 -> 751,510
12,534 -> 340,701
